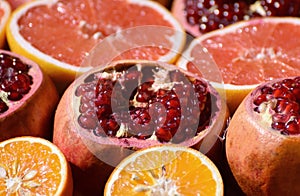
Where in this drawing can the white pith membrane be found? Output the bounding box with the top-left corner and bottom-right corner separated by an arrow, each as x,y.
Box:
0,137 -> 68,195
0,51 -> 42,118
105,145 -> 223,195
8,0 -> 186,73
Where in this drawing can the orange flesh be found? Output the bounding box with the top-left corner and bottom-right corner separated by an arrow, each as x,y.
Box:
109,150 -> 218,195
18,0 -> 173,66
0,141 -> 62,195
191,22 -> 300,85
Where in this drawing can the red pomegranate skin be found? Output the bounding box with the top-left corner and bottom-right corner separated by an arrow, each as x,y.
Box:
0,50 -> 59,141
226,77 -> 300,195
53,60 -> 229,195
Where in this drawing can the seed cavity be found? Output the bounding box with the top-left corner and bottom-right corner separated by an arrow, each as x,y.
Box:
0,53 -> 33,114
76,63 -> 217,143
253,77 -> 300,135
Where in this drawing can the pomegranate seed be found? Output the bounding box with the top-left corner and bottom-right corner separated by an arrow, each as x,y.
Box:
78,113 -> 98,130
0,99 -> 8,113
286,121 -> 300,135
156,127 -> 173,142
0,53 -> 33,113
254,77 -> 300,135
76,64 -> 215,143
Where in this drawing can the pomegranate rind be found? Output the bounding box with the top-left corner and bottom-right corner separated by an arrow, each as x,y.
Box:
0,0 -> 11,48
6,0 -> 186,94
0,136 -> 73,196
226,77 -> 300,195
0,50 -> 59,141
53,59 -> 229,195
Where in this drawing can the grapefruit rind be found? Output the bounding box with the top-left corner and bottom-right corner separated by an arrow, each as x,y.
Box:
0,0 -> 11,48
6,0 -> 186,93
104,145 -> 224,196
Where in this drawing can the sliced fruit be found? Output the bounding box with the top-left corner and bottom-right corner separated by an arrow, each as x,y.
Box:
0,50 -> 59,141
5,0 -> 31,10
177,17 -> 300,113
0,0 -> 11,48
104,145 -> 223,196
6,0 -> 186,93
226,76 -> 300,195
53,59 -> 228,195
172,0 -> 300,36
0,136 -> 73,195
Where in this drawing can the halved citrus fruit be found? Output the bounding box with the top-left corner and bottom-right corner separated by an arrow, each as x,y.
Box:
104,145 -> 223,196
0,136 -> 73,195
177,17 -> 300,113
0,0 -> 11,48
6,0 -> 186,93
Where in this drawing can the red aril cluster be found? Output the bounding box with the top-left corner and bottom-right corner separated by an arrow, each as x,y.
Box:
75,63 -> 216,143
0,53 -> 33,113
253,77 -> 300,135
184,0 -> 300,34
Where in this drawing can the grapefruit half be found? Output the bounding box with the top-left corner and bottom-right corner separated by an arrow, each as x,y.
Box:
177,17 -> 300,113
6,0 -> 186,93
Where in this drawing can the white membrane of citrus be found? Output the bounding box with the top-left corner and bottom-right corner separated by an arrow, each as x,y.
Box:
9,0 -> 186,73
0,136 -> 69,195
105,145 -> 223,196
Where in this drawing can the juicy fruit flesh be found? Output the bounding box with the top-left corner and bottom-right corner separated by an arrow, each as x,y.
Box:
106,146 -> 222,195
18,0 -> 173,66
0,53 -> 33,113
253,77 -> 300,135
76,63 -> 217,143
193,20 -> 300,85
0,140 -> 62,195
184,0 -> 300,34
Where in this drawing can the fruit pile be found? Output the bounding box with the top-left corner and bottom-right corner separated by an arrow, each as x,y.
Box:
0,0 -> 300,195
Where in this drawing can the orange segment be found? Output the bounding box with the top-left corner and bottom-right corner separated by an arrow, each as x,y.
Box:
0,136 -> 72,195
177,17 -> 300,113
104,145 -> 223,196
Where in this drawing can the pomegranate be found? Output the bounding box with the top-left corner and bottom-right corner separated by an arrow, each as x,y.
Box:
0,50 -> 59,141
53,60 -> 228,195
171,0 -> 300,36
226,76 -> 300,195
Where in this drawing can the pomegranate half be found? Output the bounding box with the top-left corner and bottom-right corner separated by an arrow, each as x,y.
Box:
226,76 -> 300,195
0,50 -> 59,141
53,60 -> 229,195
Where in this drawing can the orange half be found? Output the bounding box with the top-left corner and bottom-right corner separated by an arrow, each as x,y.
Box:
0,136 -> 73,195
104,145 -> 223,196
